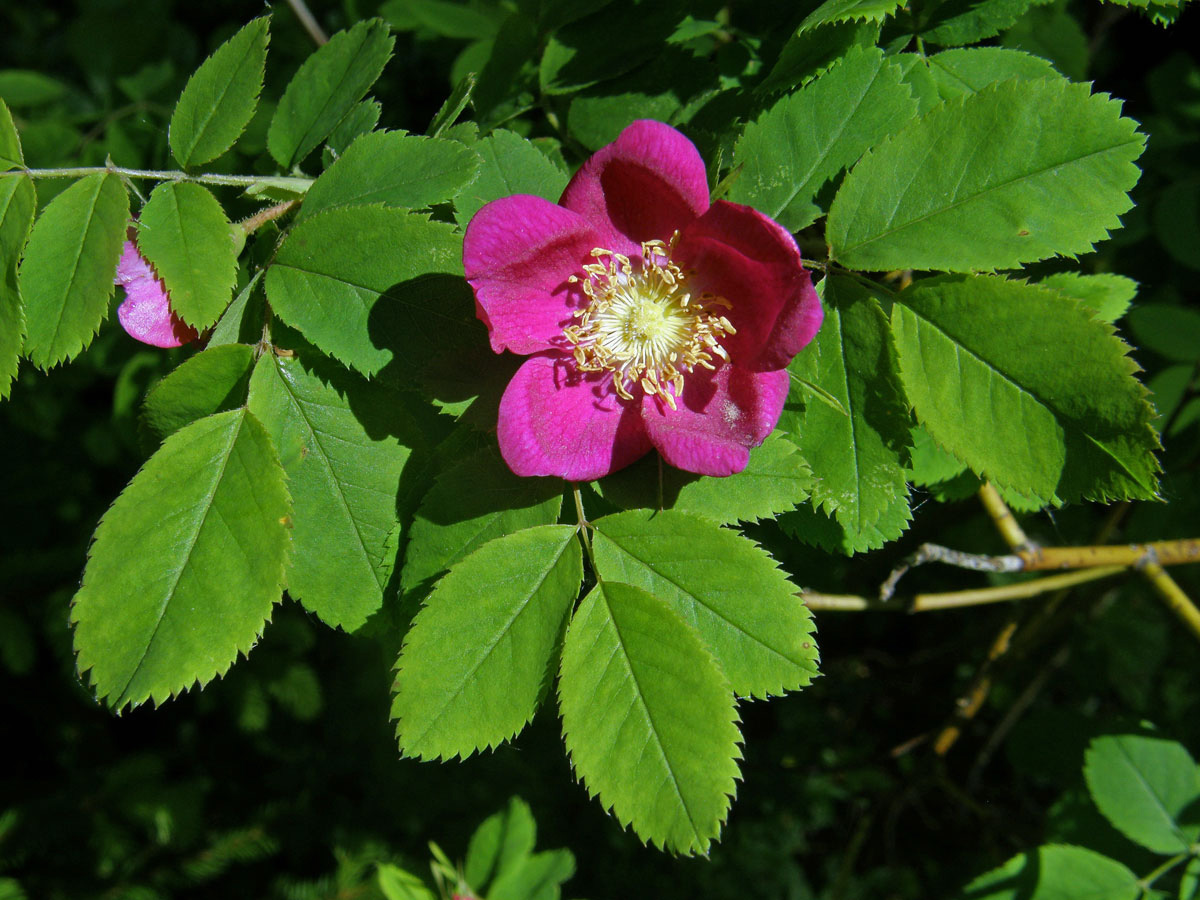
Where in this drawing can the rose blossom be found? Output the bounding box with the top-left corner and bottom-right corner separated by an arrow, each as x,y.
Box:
113,229 -> 197,348
462,120 -> 822,481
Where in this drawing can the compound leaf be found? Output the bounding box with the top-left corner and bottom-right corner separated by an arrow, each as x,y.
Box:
71,407 -> 290,711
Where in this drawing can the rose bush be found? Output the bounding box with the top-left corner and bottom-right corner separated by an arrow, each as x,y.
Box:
463,120 -> 822,481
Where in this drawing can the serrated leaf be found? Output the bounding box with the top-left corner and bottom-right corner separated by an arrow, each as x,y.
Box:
959,844 -> 1140,900
299,131 -> 481,220
453,129 -> 568,227
326,98 -> 381,159
136,182 -> 237,330
142,343 -> 255,441
248,353 -> 430,631
559,580 -> 740,855
1083,735 -> 1200,854
908,424 -> 968,486
891,274 -> 1161,504
427,73 -> 476,138
921,0 -> 1037,46
20,172 -> 128,369
0,98 -> 23,170
731,45 -> 917,232
264,206 -> 462,377
465,797 -> 537,894
1038,273 -> 1137,324
392,524 -> 582,760
592,509 -> 818,699
895,47 -> 1059,113
778,490 -> 912,556
71,407 -> 290,711
0,175 -> 34,399
779,276 -> 912,551
828,79 -> 1146,273
488,849 -> 575,900
268,19 -> 394,169
596,431 -> 813,525
754,20 -> 882,97
402,446 -> 563,593
169,17 -> 269,167
799,0 -> 904,32
208,271 -> 263,347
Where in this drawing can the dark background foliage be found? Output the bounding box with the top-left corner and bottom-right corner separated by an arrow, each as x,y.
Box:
2,0 -> 1198,897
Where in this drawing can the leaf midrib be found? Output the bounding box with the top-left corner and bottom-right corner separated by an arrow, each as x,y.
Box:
177,25 -> 262,166
39,175 -> 107,363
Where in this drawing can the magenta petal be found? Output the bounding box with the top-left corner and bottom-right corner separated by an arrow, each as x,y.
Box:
641,365 -> 789,476
559,120 -> 710,252
675,201 -> 819,369
498,355 -> 653,481
114,241 -> 197,348
463,195 -> 601,355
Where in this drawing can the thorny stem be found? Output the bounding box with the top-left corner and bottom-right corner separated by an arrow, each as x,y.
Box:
240,200 -> 300,234
572,486 -> 596,571
1,165 -> 313,191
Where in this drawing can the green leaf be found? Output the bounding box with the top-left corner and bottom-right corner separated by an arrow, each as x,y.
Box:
1181,857 -> 1200,900
401,446 -> 564,593
0,98 -> 23,170
960,844 -> 1140,900
169,17 -> 270,168
299,131 -> 481,220
264,206 -> 462,377
392,524 -> 582,760
1083,734 -> 1200,854
71,407 -> 290,711
920,0 -> 1037,47
592,509 -> 818,699
325,98 -> 381,159
596,431 -> 813,525
376,863 -> 436,900
20,172 -> 129,369
465,797 -> 537,894
754,20 -> 881,97
136,182 -> 237,330
895,47 -> 1059,113
453,129 -> 568,227
489,849 -> 575,900
891,274 -> 1161,504
827,79 -> 1146,273
778,492 -> 912,556
798,0 -> 904,31
1038,273 -> 1137,324
731,45 -> 917,232
779,276 -> 912,552
0,175 -> 34,399
381,0 -> 502,39
248,353 -> 430,632
268,19 -> 394,169
427,73 -> 476,138
1127,303 -> 1200,362
1000,3 -> 1089,82
142,343 -> 255,441
1153,178 -> 1200,272
208,271 -> 264,347
559,580 -> 740,855
908,424 -> 968,486
0,69 -> 68,107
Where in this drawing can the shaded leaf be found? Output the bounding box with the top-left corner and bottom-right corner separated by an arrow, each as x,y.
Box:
0,98 -> 22,170
559,580 -> 740,854
264,206 -> 462,377
959,844 -> 1139,900
137,182 -> 238,330
268,19 -> 394,169
20,172 -> 128,369
891,274 -> 1160,504
465,797 -> 537,894
0,175 -> 34,399
453,129 -> 568,227
392,525 -> 582,759
895,47 -> 1058,113
828,79 -> 1145,272
169,17 -> 270,167
142,343 -> 255,441
799,0 -> 904,30
731,45 -> 916,231
592,509 -> 818,699
921,0 -> 1038,47
71,408 -> 290,711
779,276 -> 912,551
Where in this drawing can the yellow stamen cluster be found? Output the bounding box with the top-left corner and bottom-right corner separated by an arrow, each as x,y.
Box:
563,237 -> 735,410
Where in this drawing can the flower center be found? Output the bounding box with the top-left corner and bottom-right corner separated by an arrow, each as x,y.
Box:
563,237 -> 735,409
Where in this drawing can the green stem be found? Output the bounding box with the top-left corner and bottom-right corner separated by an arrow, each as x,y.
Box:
1138,851 -> 1189,891
572,486 -> 597,571
1,165 -> 313,191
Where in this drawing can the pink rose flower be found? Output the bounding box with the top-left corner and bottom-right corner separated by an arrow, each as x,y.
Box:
113,229 -> 198,348
463,120 -> 822,481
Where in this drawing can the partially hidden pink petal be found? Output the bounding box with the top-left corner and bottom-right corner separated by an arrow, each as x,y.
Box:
641,365 -> 789,476
559,120 -> 710,253
498,354 -> 653,481
114,240 -> 197,348
463,195 -> 601,355
675,200 -> 821,370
